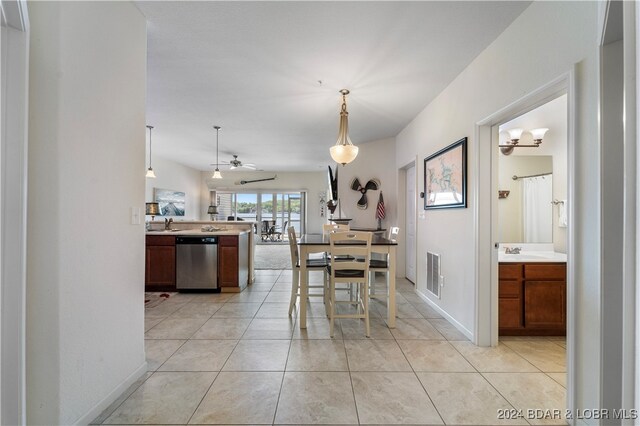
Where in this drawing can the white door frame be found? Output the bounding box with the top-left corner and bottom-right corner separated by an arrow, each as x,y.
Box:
1,0 -> 29,424
474,71 -> 576,413
401,160 -> 417,283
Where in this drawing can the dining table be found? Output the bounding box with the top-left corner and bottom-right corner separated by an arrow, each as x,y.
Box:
297,233 -> 398,329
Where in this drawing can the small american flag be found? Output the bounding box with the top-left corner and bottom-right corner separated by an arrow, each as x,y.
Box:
376,192 -> 386,220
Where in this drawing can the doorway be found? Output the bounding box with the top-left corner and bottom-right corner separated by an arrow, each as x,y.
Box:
495,95 -> 568,338
474,72 -> 576,418
405,163 -> 417,283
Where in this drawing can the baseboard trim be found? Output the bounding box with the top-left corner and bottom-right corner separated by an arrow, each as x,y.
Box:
414,289 -> 475,341
74,361 -> 148,425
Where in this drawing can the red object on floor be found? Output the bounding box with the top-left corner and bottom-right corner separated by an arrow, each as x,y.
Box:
160,293 -> 170,298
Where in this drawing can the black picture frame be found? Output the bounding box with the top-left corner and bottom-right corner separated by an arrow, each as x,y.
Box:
424,137 -> 467,210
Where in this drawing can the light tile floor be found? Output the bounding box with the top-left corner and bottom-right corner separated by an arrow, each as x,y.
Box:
93,270 -> 567,425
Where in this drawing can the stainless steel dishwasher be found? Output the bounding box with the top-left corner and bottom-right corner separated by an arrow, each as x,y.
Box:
175,236 -> 218,290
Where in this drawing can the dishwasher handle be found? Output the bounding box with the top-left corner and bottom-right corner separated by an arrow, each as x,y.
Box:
175,236 -> 218,244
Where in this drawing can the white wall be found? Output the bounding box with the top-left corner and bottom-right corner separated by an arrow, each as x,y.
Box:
1,7 -> 30,424
336,138 -> 397,232
26,2 -> 147,424
145,156 -> 202,221
395,1 -> 599,413
201,171 -> 326,233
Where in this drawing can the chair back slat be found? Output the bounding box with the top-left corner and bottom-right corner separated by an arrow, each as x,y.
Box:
329,231 -> 372,276
287,226 -> 299,267
388,226 -> 400,241
323,223 -> 350,234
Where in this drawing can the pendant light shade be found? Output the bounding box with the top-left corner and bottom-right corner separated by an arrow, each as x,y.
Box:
330,89 -> 358,166
212,125 -> 223,179
146,125 -> 156,178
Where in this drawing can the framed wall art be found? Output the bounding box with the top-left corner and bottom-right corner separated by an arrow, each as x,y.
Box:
424,137 -> 467,210
154,188 -> 186,216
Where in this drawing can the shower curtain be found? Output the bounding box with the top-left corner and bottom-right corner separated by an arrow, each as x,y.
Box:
522,175 -> 553,243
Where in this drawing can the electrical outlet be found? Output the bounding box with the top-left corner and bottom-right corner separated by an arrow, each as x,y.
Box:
131,207 -> 141,225
439,275 -> 444,287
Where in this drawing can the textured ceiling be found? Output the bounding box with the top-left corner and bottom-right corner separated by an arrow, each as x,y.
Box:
137,1 -> 531,172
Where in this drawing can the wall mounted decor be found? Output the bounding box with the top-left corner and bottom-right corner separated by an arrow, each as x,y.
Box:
350,177 -> 380,209
327,165 -> 338,202
154,188 -> 186,216
424,137 -> 467,210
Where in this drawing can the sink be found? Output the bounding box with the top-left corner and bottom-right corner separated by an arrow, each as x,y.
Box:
503,253 -> 547,259
163,229 -> 180,232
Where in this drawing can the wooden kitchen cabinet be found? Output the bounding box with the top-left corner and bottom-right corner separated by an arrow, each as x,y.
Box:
145,235 -> 176,291
499,262 -> 566,336
218,234 -> 249,292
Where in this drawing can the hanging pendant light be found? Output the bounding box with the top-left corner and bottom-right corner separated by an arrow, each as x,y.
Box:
212,125 -> 223,179
145,125 -> 156,178
330,89 -> 358,166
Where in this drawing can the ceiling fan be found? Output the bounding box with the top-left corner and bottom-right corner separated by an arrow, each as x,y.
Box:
224,154 -> 256,170
212,154 -> 257,170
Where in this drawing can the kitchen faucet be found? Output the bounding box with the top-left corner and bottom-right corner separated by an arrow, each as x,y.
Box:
505,246 -> 522,254
164,218 -> 173,230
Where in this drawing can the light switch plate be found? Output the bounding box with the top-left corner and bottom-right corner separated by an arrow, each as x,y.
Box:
439,275 -> 444,287
131,207 -> 141,225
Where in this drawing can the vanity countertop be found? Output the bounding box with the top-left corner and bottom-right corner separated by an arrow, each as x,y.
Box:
499,250 -> 567,263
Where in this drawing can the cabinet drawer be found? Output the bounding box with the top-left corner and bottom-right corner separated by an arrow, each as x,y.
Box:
499,280 -> 521,298
218,235 -> 238,247
499,264 -> 522,279
146,235 -> 176,246
524,264 -> 566,280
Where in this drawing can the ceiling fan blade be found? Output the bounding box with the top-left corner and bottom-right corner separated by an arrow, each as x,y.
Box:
357,194 -> 368,210
364,179 -> 380,191
350,177 -> 362,191
242,164 -> 256,170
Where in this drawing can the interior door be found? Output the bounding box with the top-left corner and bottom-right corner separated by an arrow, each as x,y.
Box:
406,165 -> 417,282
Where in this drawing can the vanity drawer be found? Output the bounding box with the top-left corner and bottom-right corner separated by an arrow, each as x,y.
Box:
524,264 -> 566,280
499,280 -> 521,298
499,264 -> 522,280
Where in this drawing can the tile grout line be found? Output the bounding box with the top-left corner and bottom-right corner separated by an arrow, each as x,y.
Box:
392,316 -> 447,426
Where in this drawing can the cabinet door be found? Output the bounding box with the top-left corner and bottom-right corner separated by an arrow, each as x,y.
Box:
145,245 -> 176,289
218,236 -> 239,287
524,280 -> 566,329
499,280 -> 522,329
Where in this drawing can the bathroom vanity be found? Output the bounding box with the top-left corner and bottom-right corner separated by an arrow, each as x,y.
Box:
499,252 -> 566,336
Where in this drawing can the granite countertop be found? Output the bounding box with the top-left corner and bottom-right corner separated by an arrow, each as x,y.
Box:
146,228 -> 248,236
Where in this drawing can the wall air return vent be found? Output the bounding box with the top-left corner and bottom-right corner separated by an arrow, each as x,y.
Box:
426,252 -> 441,299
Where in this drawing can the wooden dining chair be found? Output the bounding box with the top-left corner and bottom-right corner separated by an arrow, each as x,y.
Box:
323,223 -> 350,234
287,227 -> 329,316
369,226 -> 399,298
327,231 -> 372,337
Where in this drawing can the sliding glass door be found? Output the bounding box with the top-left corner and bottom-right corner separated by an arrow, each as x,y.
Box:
216,190 -> 305,242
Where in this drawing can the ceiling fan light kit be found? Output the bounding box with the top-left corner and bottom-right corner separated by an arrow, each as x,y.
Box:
228,154 -> 256,170
330,89 -> 359,166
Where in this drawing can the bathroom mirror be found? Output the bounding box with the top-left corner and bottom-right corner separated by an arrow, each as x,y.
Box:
498,155 -> 553,243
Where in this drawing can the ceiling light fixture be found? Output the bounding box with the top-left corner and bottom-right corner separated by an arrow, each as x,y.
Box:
330,89 -> 358,166
499,127 -> 549,155
212,125 -> 223,179
145,125 -> 156,178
